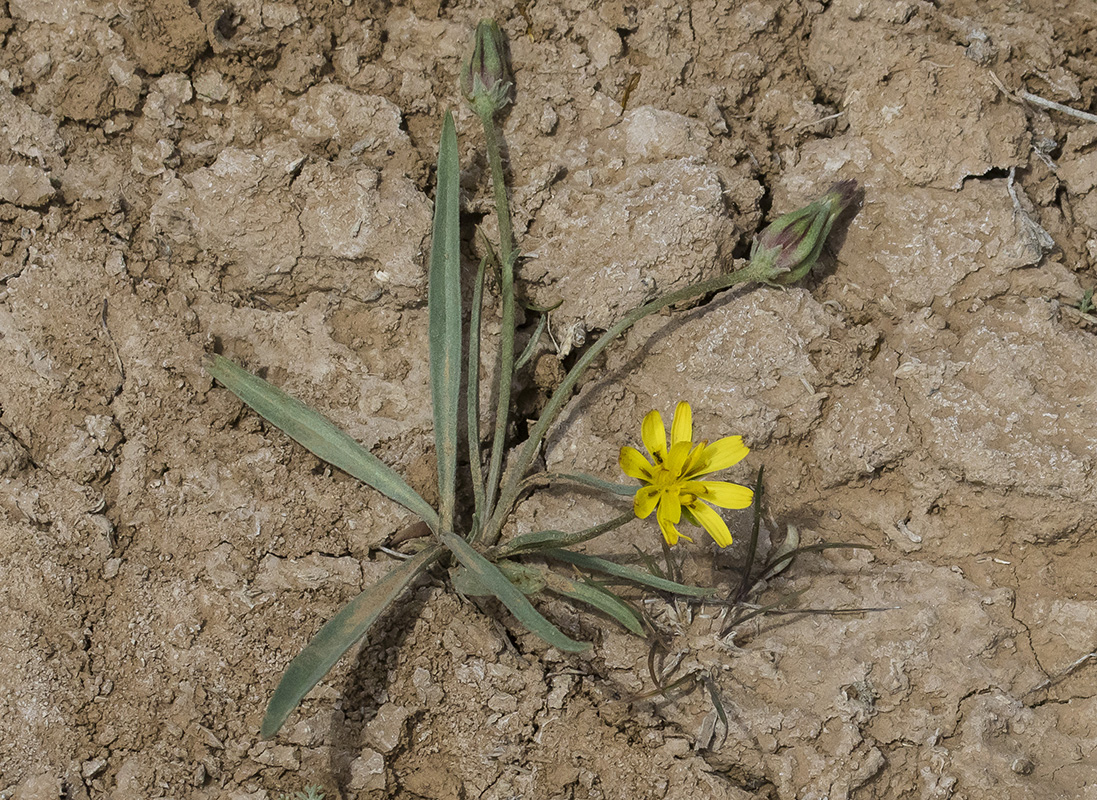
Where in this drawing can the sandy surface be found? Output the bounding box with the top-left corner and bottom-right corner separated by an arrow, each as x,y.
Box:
3,0 -> 1097,798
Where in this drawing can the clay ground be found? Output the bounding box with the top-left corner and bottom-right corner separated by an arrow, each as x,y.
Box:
3,0 -> 1097,798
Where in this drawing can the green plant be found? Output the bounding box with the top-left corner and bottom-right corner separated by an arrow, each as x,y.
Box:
204,19 -> 860,739
1076,288 -> 1094,314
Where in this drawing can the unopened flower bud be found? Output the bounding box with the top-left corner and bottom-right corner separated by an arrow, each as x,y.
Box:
460,19 -> 513,118
749,179 -> 858,284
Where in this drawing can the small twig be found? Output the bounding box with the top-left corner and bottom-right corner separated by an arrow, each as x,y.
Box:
1031,145 -> 1058,173
1018,91 -> 1097,124
376,546 -> 412,561
1025,649 -> 1097,697
785,111 -> 844,132
990,71 -> 1097,124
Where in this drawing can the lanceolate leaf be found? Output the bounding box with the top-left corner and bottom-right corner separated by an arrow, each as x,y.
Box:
513,309 -> 549,371
261,544 -> 444,739
429,111 -> 462,532
545,549 -> 715,598
205,354 -> 439,530
442,533 -> 589,652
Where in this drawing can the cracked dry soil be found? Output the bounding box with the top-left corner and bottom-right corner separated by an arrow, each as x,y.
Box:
3,0 -> 1097,798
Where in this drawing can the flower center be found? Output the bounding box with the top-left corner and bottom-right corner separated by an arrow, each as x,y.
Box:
651,464 -> 682,490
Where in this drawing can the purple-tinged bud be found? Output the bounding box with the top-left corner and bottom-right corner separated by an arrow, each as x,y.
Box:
460,19 -> 513,118
749,179 -> 858,284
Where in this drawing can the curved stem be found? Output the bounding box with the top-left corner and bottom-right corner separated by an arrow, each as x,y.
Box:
480,260 -> 774,547
517,471 -> 638,497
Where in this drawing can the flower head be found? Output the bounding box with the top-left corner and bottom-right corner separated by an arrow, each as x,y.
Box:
749,179 -> 858,284
460,19 -> 513,118
619,401 -> 753,547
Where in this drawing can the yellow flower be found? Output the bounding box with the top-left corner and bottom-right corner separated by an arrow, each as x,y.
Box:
619,401 -> 753,547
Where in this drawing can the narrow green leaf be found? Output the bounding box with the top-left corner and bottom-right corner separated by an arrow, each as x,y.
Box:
514,309 -> 549,371
701,675 -> 729,748
429,111 -> 462,532
442,533 -> 589,652
496,512 -> 632,557
721,589 -> 809,634
205,354 -> 438,529
261,544 -> 444,738
630,544 -> 666,580
660,536 -> 682,585
545,549 -> 716,598
546,576 -> 645,636
497,529 -> 572,555
466,256 -> 488,518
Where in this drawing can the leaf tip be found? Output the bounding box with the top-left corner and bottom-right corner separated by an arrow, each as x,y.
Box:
259,709 -> 285,740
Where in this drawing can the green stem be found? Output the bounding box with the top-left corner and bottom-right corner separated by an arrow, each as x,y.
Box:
480,259 -> 775,547
517,471 -> 638,497
480,107 -> 518,529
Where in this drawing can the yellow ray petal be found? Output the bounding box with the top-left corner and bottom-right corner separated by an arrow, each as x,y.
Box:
688,435 -> 749,477
657,515 -> 679,544
665,440 -> 693,477
634,486 -> 660,519
658,488 -> 682,524
657,511 -> 692,545
670,401 -> 692,446
641,409 -> 667,462
680,441 -> 707,477
689,501 -> 733,547
690,480 -> 754,509
619,446 -> 654,481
